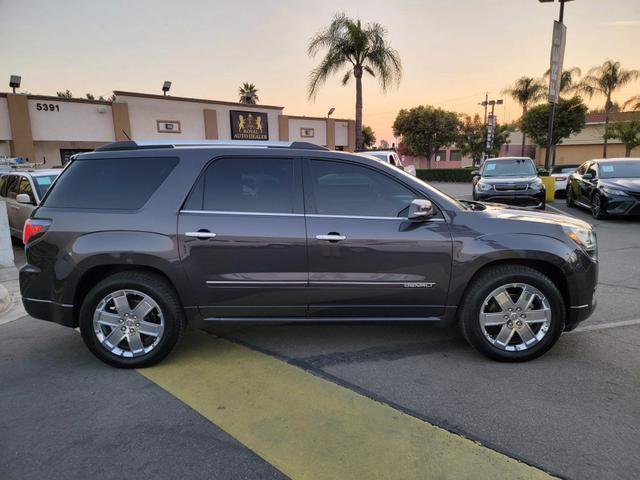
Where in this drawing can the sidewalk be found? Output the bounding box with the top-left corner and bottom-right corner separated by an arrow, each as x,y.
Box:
0,262 -> 25,325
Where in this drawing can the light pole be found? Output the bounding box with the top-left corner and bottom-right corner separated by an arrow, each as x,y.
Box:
327,107 -> 335,118
479,96 -> 503,162
162,81 -> 172,96
9,75 -> 21,94
539,0 -> 574,169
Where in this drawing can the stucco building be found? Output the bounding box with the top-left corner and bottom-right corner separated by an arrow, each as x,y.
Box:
0,91 -> 356,166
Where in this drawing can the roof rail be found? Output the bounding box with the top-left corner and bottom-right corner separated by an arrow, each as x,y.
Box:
95,140 -> 329,152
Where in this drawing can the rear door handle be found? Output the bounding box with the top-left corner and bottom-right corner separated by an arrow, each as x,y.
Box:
316,234 -> 346,242
185,230 -> 217,239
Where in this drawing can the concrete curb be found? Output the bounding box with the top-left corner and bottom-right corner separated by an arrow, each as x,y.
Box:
0,264 -> 25,325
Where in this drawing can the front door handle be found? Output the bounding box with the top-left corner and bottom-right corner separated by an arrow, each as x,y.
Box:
185,230 -> 217,239
316,233 -> 347,242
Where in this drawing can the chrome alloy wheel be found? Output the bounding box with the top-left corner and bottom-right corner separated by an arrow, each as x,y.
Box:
93,289 -> 165,358
479,283 -> 552,352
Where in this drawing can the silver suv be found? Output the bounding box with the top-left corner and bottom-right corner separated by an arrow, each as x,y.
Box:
0,169 -> 60,241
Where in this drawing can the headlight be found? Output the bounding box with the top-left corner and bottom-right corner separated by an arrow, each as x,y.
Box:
476,181 -> 492,192
529,181 -> 544,191
602,186 -> 628,196
562,225 -> 597,256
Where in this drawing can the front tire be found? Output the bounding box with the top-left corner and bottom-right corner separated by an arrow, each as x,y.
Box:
591,193 -> 607,219
79,271 -> 185,368
459,265 -> 565,362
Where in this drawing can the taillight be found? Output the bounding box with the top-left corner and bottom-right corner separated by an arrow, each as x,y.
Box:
556,176 -> 567,181
23,219 -> 51,244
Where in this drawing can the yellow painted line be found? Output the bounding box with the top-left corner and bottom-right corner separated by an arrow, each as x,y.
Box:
140,331 -> 554,480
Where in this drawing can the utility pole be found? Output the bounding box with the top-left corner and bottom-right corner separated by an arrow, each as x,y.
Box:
479,96 -> 503,162
541,0 -> 573,169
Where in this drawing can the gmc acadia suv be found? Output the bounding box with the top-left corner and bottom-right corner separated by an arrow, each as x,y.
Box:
19,140 -> 598,367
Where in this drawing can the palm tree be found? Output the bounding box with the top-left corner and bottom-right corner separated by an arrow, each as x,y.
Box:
623,95 -> 640,112
502,77 -> 546,155
576,60 -> 639,157
543,66 -> 581,95
307,13 -> 402,150
238,83 -> 259,104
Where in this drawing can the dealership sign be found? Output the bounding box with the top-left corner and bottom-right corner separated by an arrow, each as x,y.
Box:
230,110 -> 269,140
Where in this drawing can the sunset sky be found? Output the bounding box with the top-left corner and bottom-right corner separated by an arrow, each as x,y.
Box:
1,0 -> 639,143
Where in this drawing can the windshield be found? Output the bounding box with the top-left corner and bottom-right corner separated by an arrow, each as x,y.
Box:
482,159 -> 536,177
32,175 -> 58,198
599,161 -> 640,179
552,166 -> 577,174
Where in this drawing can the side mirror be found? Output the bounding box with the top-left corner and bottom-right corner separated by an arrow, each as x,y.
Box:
582,173 -> 593,181
471,170 -> 480,177
408,199 -> 436,221
16,193 -> 34,205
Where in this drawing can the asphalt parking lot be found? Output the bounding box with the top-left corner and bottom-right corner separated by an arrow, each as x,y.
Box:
2,183 -> 639,480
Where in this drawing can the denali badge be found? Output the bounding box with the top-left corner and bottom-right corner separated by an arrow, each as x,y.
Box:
403,282 -> 435,288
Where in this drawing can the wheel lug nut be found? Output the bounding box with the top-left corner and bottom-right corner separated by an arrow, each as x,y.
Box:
504,315 -> 509,319
129,328 -> 135,333
135,323 -> 140,327
521,314 -> 526,318
120,326 -> 126,331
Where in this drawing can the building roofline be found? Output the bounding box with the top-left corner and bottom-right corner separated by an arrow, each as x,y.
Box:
0,92 -> 112,105
286,114 -> 351,122
113,90 -> 284,110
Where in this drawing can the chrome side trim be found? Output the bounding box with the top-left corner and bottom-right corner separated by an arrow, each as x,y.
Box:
206,281 -> 307,285
181,210 -> 303,217
23,297 -> 74,308
570,304 -> 590,309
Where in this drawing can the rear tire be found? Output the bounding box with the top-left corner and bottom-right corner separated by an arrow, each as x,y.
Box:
459,264 -> 565,362
79,271 -> 185,368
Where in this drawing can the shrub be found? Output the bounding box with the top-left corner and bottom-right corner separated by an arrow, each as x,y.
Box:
416,168 -> 474,183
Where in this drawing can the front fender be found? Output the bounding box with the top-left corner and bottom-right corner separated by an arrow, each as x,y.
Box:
447,232 -> 587,307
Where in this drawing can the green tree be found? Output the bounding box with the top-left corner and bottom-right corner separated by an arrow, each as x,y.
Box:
521,96 -> 587,150
502,77 -> 546,155
238,82 -> 259,104
605,117 -> 640,157
308,12 -> 402,150
85,93 -> 95,100
543,66 -> 581,96
56,89 -> 73,99
392,106 -> 461,168
457,115 -> 512,165
457,114 -> 486,165
362,125 -> 376,148
576,60 -> 639,157
379,139 -> 389,149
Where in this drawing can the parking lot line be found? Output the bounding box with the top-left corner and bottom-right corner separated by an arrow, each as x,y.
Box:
140,331 -> 553,480
573,318 -> 640,332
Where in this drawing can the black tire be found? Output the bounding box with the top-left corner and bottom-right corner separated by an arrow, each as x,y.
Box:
566,187 -> 575,207
591,192 -> 607,219
79,271 -> 185,368
459,264 -> 565,362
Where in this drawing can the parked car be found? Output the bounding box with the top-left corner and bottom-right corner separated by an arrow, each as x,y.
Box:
20,140 -> 597,368
566,158 -> 640,219
0,169 -> 60,240
550,164 -> 579,197
472,157 -> 546,209
356,150 -> 416,176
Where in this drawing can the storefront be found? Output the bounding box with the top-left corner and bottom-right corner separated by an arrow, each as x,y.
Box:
0,91 -> 355,166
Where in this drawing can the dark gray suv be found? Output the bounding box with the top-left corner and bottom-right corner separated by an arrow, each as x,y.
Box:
19,140 -> 598,367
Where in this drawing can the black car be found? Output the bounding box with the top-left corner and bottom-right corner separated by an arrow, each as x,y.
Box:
20,140 -> 597,367
566,158 -> 640,219
472,157 -> 546,209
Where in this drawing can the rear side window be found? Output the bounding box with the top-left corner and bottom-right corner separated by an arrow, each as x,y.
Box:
189,158 -> 297,214
19,177 -> 35,202
43,157 -> 178,209
5,175 -> 20,199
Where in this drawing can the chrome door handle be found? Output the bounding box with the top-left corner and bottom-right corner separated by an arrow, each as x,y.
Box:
316,234 -> 346,242
185,231 -> 217,239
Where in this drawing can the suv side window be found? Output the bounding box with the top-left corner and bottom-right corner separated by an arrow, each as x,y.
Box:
5,175 -> 20,200
307,159 -> 417,217
196,157 -> 297,214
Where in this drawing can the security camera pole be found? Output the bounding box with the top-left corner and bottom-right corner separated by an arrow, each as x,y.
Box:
540,0 -> 574,169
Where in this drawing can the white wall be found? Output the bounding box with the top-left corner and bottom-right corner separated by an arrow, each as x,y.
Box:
28,99 -> 115,142
0,98 -> 11,141
119,95 -> 282,141
335,120 -> 349,146
288,118 -> 326,145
